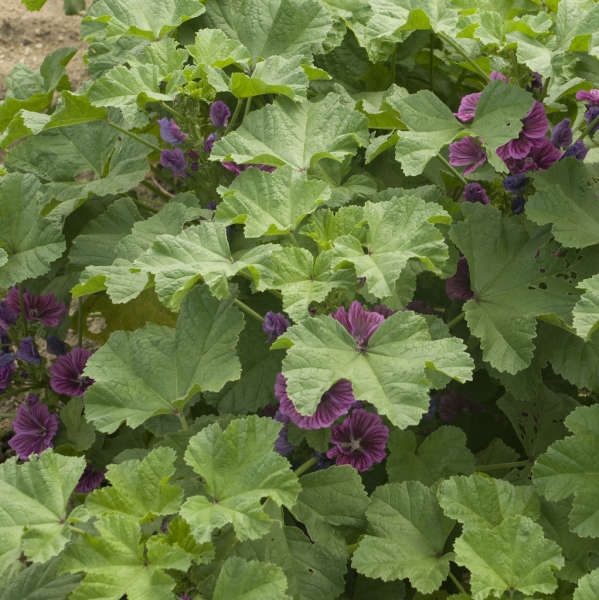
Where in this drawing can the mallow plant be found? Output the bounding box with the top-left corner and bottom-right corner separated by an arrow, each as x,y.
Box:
1,0 -> 599,598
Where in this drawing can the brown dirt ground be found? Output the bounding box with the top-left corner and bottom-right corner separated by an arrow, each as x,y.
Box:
0,0 -> 89,99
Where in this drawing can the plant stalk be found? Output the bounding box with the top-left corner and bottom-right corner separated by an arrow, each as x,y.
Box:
106,120 -> 162,153
437,32 -> 490,83
447,312 -> 465,329
437,154 -> 468,185
294,457 -> 318,477
233,298 -> 264,323
448,571 -> 470,597
226,98 -> 245,133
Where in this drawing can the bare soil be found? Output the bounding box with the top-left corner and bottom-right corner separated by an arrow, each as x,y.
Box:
0,0 -> 89,99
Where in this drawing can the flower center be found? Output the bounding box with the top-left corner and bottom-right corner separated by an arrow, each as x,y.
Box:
349,437 -> 361,452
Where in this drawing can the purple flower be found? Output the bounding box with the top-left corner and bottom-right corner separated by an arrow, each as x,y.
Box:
583,105 -> 599,135
563,139 -> 589,160
420,393 -> 439,422
75,465 -> 107,493
446,256 -> 473,301
8,397 -> 59,460
262,312 -> 290,342
0,349 -> 14,367
551,118 -> 573,148
438,390 -> 482,423
221,161 -> 276,175
404,300 -> 435,315
275,373 -> 356,430
463,182 -> 489,204
221,161 -> 242,175
204,132 -> 217,153
503,173 -> 528,195
326,409 -> 389,472
511,196 -> 526,215
454,92 -> 481,122
49,347 -> 94,397
179,595 -> 191,600
157,117 -> 188,145
575,89 -> 599,104
527,72 -> 543,91
160,148 -> 188,177
0,301 -> 17,331
372,304 -> 397,318
496,101 -> 549,160
490,71 -> 509,83
46,335 -> 68,356
5,287 -> 67,327
15,337 -> 41,364
210,101 -> 231,127
500,137 -> 562,174
273,410 -> 293,457
331,301 -> 386,352
449,137 -> 487,174
0,362 -> 15,393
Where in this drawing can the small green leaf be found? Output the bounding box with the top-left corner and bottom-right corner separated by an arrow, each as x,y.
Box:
187,28 -> 251,68
574,568 -> 599,600
181,416 -> 301,542
57,398 -> 96,452
573,274 -> 599,341
352,481 -> 456,593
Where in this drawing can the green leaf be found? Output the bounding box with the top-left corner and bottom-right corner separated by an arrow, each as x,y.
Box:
453,515 -> 564,600
84,0 -> 205,39
386,427 -> 475,485
40,47 -> 78,91
0,173 -> 65,287
0,451 -> 85,572
211,93 -> 369,170
275,310 -> 473,428
574,568 -> 599,600
57,398 -> 96,452
352,481 -> 455,593
0,558 -> 81,600
573,274 -> 599,341
290,465 -> 369,551
450,203 -> 572,374
231,55 -> 309,100
213,556 -> 291,600
203,0 -> 334,61
468,81 -> 534,169
187,28 -> 251,68
300,206 -> 365,251
180,416 -> 301,542
85,448 -> 183,521
236,521 -> 347,600
391,90 -> 463,176
533,404 -> 599,537
438,474 -> 540,530
216,165 -> 330,238
0,94 -> 53,133
332,196 -> 450,300
59,514 -> 191,600
254,247 -> 355,321
83,285 -> 244,433
134,223 -> 275,308
527,159 -> 599,248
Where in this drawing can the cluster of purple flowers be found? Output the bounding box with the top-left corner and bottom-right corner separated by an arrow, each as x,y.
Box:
157,117 -> 198,178
449,75 -> 594,214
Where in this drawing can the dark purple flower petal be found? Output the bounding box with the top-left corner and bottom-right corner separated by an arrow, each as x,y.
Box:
420,393 -> 439,422
0,301 -> 18,331
5,287 -> 67,327
438,390 -> 483,423
0,361 -> 15,393
445,256 -> 473,301
521,101 -> 549,139
551,118 -> 573,148
372,304 -> 397,318
15,336 -> 41,364
221,161 -> 242,175
576,89 -> 599,105
404,300 -> 435,315
463,182 -> 489,204
160,148 -> 188,177
489,71 -> 509,83
449,137 -> 487,174
326,409 -> 389,472
502,173 -> 528,195
511,195 -> 526,214
500,134 -> 533,160
46,335 -> 68,356
157,117 -> 188,145
204,132 -> 217,153
49,347 -> 94,397
8,398 -> 59,460
210,101 -> 231,127
331,301 -> 385,352
0,352 -> 14,367
583,105 -> 599,134
275,373 -> 356,430
262,311 -> 290,342
527,72 -> 542,91
562,139 -> 589,160
529,137 -> 563,170
454,92 -> 481,122
75,465 -> 107,493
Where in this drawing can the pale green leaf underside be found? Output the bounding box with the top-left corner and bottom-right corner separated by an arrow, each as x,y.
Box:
277,311 -> 473,428
573,274 -> 599,341
574,568 -> 599,600
181,416 -> 300,542
83,285 -> 244,433
352,481 -> 455,593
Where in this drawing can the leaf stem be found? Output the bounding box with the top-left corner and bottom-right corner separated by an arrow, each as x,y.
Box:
141,180 -> 171,201
477,459 -> 531,472
448,571 -> 470,597
437,32 -> 490,83
233,298 -> 264,323
577,111 -> 599,142
244,97 -> 253,120
106,120 -> 162,153
294,457 -> 318,477
0,412 -> 17,419
226,98 -> 245,133
437,154 -> 467,185
160,101 -> 185,121
69,525 -> 88,536
176,410 -> 189,431
447,312 -> 465,329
